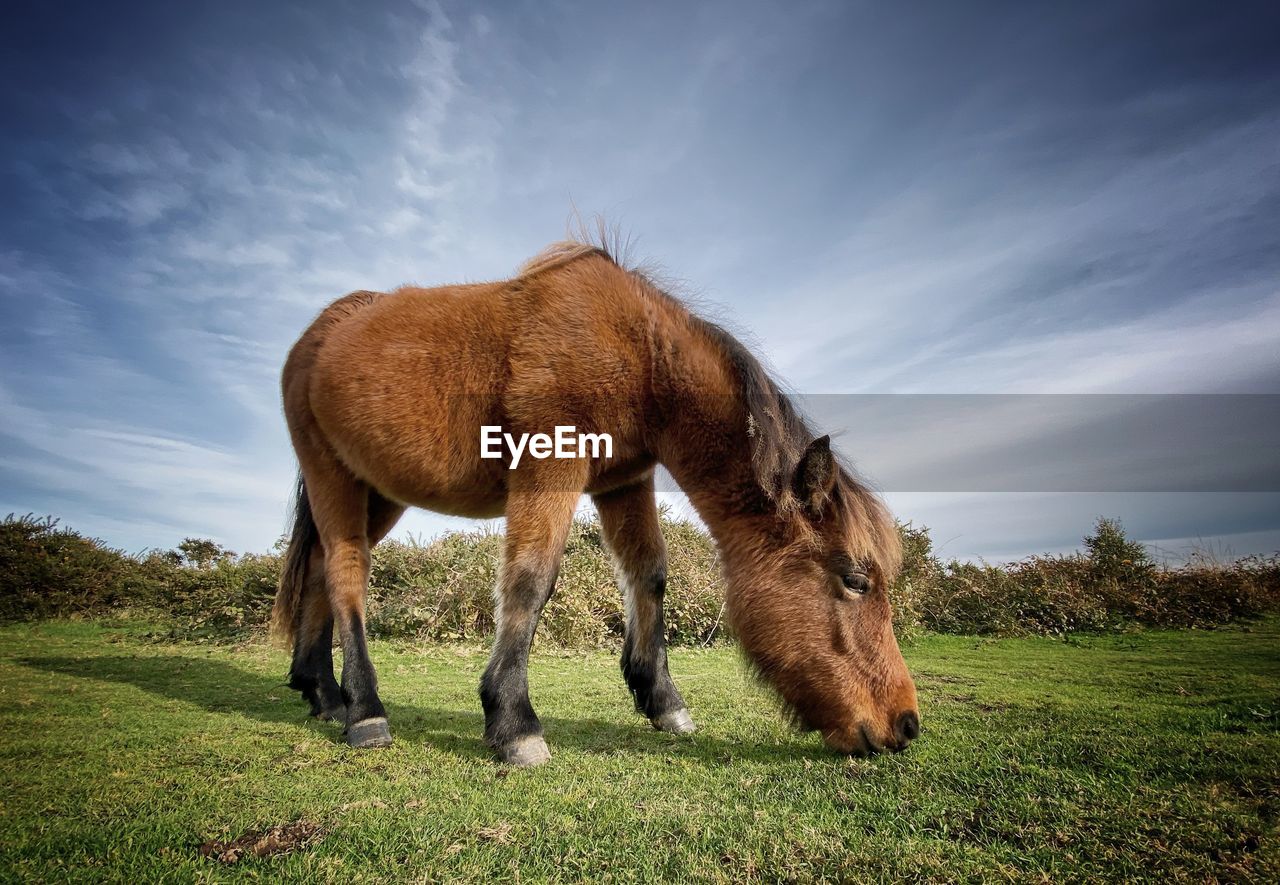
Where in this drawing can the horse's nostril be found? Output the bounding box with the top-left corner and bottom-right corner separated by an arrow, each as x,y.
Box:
895,710 -> 921,745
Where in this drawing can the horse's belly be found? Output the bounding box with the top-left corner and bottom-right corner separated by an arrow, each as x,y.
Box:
315,396 -> 509,514
401,488 -> 507,519
358,451 -> 508,516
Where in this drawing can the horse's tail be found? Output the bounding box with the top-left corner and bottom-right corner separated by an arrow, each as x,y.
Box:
271,473 -> 319,648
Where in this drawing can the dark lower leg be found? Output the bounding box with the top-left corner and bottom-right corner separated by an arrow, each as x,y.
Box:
594,479 -> 693,732
480,567 -> 554,760
325,538 -> 389,748
321,490 -> 401,734
289,613 -> 345,721
286,551 -> 345,721
481,476 -> 580,765
620,569 -> 690,726
335,610 -> 386,725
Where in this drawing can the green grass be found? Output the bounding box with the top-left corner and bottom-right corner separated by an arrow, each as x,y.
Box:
1,621 -> 1277,882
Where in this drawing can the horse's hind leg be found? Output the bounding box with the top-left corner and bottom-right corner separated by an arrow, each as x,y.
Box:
480,468 -> 583,766
288,546 -> 345,722
593,476 -> 695,734
288,490 -> 404,725
294,442 -> 395,748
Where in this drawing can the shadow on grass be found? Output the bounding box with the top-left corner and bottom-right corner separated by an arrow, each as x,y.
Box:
17,654 -> 824,765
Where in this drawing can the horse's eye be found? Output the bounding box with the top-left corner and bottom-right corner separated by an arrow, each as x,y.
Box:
841,572 -> 871,594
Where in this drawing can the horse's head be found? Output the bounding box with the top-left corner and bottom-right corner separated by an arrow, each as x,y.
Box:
726,435 -> 919,756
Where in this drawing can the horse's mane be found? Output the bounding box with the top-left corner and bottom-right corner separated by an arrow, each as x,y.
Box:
517,241 -> 606,278
517,228 -> 902,580
693,317 -> 902,579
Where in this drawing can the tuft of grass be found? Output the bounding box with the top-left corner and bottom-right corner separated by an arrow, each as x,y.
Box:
1,619 -> 1277,881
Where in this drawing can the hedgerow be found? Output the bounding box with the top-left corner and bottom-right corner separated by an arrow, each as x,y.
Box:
1,512 -> 1276,644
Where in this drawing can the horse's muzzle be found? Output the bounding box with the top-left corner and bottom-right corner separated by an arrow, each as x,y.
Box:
894,710 -> 921,749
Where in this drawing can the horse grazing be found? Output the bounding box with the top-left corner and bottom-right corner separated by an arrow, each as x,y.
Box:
271,239 -> 919,765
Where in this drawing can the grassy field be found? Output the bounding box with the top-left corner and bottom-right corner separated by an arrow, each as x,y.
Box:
0,621 -> 1277,882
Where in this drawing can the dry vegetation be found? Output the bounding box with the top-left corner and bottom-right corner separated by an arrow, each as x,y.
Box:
2,512 -> 1277,645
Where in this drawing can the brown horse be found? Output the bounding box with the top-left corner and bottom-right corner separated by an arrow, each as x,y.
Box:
271,238 -> 919,765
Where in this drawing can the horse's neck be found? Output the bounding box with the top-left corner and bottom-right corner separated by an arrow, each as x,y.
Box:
649,322 -> 772,546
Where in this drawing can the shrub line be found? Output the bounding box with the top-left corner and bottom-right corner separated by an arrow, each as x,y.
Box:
3,513 -> 1277,644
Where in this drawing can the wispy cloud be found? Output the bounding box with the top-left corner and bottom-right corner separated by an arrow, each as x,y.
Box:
753,113 -> 1280,394
1,0 -> 1277,559
0,374 -> 291,550
0,0 -> 511,550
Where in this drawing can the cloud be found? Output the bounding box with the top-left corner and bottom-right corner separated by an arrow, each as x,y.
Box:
749,113 -> 1280,395
0,0 -> 523,551
0,373 -> 293,551
883,492 -> 1280,563
2,0 -> 1278,562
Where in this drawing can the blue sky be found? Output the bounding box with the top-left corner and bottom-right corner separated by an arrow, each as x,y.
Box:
2,0 -> 1278,560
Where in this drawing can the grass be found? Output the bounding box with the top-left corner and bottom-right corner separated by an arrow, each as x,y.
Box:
0,621 -> 1277,882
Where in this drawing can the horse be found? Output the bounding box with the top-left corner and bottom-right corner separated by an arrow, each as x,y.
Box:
271,237 -> 919,765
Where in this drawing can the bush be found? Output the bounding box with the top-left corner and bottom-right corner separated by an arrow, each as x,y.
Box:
366,516 -> 724,648
0,515 -> 146,622
1,512 -> 1277,644
154,551 -> 282,640
367,528 -> 502,643
897,518 -> 1280,637
1157,554 -> 1280,627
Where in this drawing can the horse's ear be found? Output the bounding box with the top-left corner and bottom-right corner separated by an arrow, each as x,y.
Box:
793,435 -> 837,516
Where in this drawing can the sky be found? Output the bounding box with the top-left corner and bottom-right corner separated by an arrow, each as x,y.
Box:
1,0 -> 1278,562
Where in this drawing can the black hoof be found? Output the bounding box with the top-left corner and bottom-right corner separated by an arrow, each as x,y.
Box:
345,717 -> 392,749
652,708 -> 697,734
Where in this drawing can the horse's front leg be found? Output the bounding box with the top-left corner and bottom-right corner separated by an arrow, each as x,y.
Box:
593,476 -> 695,734
480,471 -> 582,766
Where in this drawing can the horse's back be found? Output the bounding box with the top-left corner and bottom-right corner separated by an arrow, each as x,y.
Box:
286,255 -> 663,512
290,282 -> 509,513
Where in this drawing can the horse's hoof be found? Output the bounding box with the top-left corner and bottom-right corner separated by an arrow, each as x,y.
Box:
496,735 -> 551,767
345,717 -> 392,749
653,708 -> 697,734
